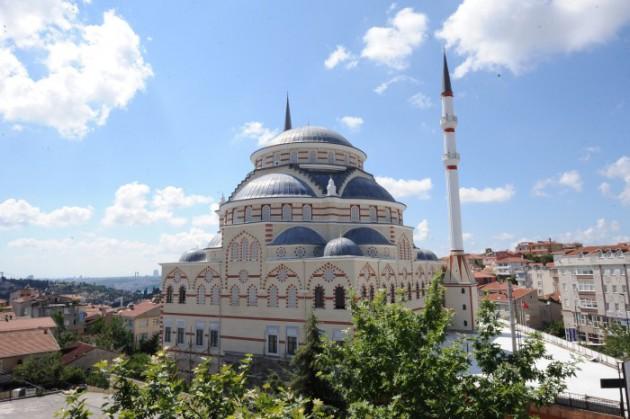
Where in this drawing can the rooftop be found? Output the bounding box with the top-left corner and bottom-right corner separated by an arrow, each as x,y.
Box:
0,316 -> 56,332
0,329 -> 60,359
116,300 -> 161,319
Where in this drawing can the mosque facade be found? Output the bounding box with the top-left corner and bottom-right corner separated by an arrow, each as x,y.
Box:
160,56 -> 476,367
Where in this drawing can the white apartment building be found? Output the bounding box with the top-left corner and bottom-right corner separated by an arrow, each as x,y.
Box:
555,244 -> 630,344
525,263 -> 559,297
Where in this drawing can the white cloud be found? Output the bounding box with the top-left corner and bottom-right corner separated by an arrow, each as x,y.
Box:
373,75 -> 417,94
408,91 -> 433,109
0,198 -> 92,228
493,232 -> 514,241
413,219 -> 429,243
191,203 -> 220,228
324,45 -> 358,70
459,185 -> 514,203
436,0 -> 630,78
599,182 -> 612,197
102,182 -> 214,226
237,121 -> 279,146
462,232 -> 473,241
600,156 -> 630,205
560,218 -> 626,244
533,170 -> 582,196
580,146 -> 601,162
339,116 -> 364,130
0,1 -> 152,138
361,8 -> 428,70
375,176 -> 432,199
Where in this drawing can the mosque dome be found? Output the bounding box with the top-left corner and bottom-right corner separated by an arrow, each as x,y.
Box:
416,249 -> 439,261
341,177 -> 396,202
232,173 -> 315,201
179,249 -> 207,263
343,227 -> 390,245
323,237 -> 363,257
272,227 -> 326,246
265,126 -> 354,148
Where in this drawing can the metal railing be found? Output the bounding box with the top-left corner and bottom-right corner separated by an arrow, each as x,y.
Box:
555,392 -> 623,416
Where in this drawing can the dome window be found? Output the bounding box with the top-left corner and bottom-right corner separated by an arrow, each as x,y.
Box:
245,206 -> 253,223
350,205 -> 360,222
282,204 -> 292,221
303,204 -> 312,222
369,206 -> 377,223
262,205 -> 271,222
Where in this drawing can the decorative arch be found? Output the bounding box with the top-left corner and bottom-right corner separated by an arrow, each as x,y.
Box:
264,264 -> 302,289
398,235 -> 412,260
163,267 -> 190,291
226,231 -> 261,262
193,266 -> 220,289
308,263 -> 350,289
359,263 -> 378,288
381,264 -> 396,287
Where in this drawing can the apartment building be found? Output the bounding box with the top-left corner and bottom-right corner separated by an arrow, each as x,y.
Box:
525,263 -> 559,297
555,243 -> 630,344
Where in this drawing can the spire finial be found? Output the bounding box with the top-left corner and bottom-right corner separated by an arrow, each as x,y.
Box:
284,94 -> 292,131
442,52 -> 453,96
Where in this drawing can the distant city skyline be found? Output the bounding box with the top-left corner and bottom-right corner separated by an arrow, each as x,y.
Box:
1,1 -> 629,277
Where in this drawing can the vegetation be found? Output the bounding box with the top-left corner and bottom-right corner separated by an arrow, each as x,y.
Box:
138,332 -> 161,354
603,323 -> 630,358
85,316 -> 133,354
13,353 -> 85,389
60,273 -> 575,418
51,311 -> 79,349
522,254 -> 554,264
542,320 -> 565,338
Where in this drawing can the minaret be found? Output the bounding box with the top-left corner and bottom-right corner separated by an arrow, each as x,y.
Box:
284,95 -> 292,131
440,53 -> 478,331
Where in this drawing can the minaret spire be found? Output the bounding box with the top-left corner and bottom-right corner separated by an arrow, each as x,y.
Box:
284,94 -> 292,131
439,52 -> 478,331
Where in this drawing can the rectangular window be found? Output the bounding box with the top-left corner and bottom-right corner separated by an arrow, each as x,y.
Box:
210,322 -> 220,348
177,327 -> 185,344
286,327 -> 298,355
266,326 -> 279,354
613,285 -> 618,293
196,328 -> 203,346
164,326 -> 171,343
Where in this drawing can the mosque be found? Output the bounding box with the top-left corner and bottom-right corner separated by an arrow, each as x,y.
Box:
160,55 -> 477,366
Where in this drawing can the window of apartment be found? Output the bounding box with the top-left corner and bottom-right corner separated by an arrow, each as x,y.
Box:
314,286 -> 325,309
178,286 -> 186,304
266,326 -> 279,355
615,303 -> 620,311
606,302 -> 610,311
248,286 -> 257,306
210,322 -> 220,348
350,205 -> 360,222
176,327 -> 185,345
282,204 -> 292,221
462,304 -> 467,311
195,322 -> 204,346
287,285 -> 298,309
613,285 -> 618,293
268,285 -> 279,308
164,325 -> 172,343
302,204 -> 312,221
334,286 -> 346,309
286,327 -> 298,356
262,205 -> 271,222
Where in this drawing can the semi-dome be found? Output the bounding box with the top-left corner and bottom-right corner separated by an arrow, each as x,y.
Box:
207,232 -> 222,248
266,126 -> 354,148
232,173 -> 315,201
180,249 -> 207,263
323,237 -> 363,257
343,227 -> 390,245
341,176 -> 395,202
272,226 -> 326,246
416,249 -> 438,261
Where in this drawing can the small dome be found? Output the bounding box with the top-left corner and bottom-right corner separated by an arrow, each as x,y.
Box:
207,232 -> 222,248
180,249 -> 207,263
324,237 -> 363,257
232,173 -> 314,201
266,126 -> 353,148
416,249 -> 438,261
272,227 -> 326,246
344,227 -> 390,245
342,177 -> 395,202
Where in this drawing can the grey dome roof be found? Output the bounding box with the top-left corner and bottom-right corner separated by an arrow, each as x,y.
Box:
342,177 -> 395,202
207,232 -> 222,248
344,227 -> 390,245
324,237 -> 363,257
232,173 -> 315,201
272,227 -> 326,246
416,249 -> 438,261
266,126 -> 353,147
180,249 -> 207,263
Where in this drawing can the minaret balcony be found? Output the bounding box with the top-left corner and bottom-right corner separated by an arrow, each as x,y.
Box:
442,152 -> 460,165
440,115 -> 458,130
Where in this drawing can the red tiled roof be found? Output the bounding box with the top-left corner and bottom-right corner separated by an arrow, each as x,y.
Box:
61,342 -> 96,365
565,243 -> 629,256
474,272 -> 496,279
0,329 -> 59,359
116,301 -> 161,319
483,288 -> 535,302
496,257 -> 526,264
0,317 -> 56,332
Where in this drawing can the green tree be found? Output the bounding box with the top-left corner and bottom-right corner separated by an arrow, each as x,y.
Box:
542,320 -> 565,338
603,323 -> 630,358
86,316 -> 133,354
51,311 -> 78,349
290,314 -> 344,413
138,332 -> 160,354
55,390 -> 92,419
13,353 -> 87,389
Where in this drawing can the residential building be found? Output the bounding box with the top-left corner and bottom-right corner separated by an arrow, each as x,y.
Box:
525,263 -> 558,297
0,317 -> 59,376
516,240 -> 582,255
494,256 -> 528,285
479,282 -> 546,329
10,288 -> 85,333
61,342 -> 118,370
116,300 -> 161,346
555,243 -> 630,344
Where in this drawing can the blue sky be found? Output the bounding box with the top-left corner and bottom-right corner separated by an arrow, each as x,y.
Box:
0,0 -> 629,277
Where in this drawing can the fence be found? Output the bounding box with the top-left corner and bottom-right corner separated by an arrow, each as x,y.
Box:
0,387 -> 60,403
499,319 -> 621,368
555,392 -> 623,416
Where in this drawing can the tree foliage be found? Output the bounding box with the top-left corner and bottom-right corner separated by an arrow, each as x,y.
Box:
13,352 -> 84,389
85,316 -> 133,354
603,323 -> 630,358
138,332 -> 161,354
51,311 -> 78,349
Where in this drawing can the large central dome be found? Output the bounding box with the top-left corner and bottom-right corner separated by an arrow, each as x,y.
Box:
265,126 -> 354,148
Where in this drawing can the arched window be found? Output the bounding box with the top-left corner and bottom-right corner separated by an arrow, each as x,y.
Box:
334,286 -> 346,309
309,150 -> 316,162
390,284 -> 395,304
250,242 -> 259,261
247,286 -> 257,306
350,205 -> 360,222
245,206 -> 253,223
369,206 -> 377,223
314,286 -> 325,309
328,151 -> 335,164
262,205 -> 271,222
369,285 -> 375,301
231,286 -> 240,306
241,238 -> 249,261
211,285 -> 220,305
384,208 -> 391,223
290,151 -> 297,163
282,204 -> 292,221
268,285 -> 279,308
415,282 -> 420,299
361,285 -> 367,299
166,286 -> 173,304
421,282 -> 425,297
197,286 -> 206,304
179,286 -> 187,304
407,283 -> 412,301
287,285 -> 298,308
230,243 -> 239,261
303,204 -> 312,222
